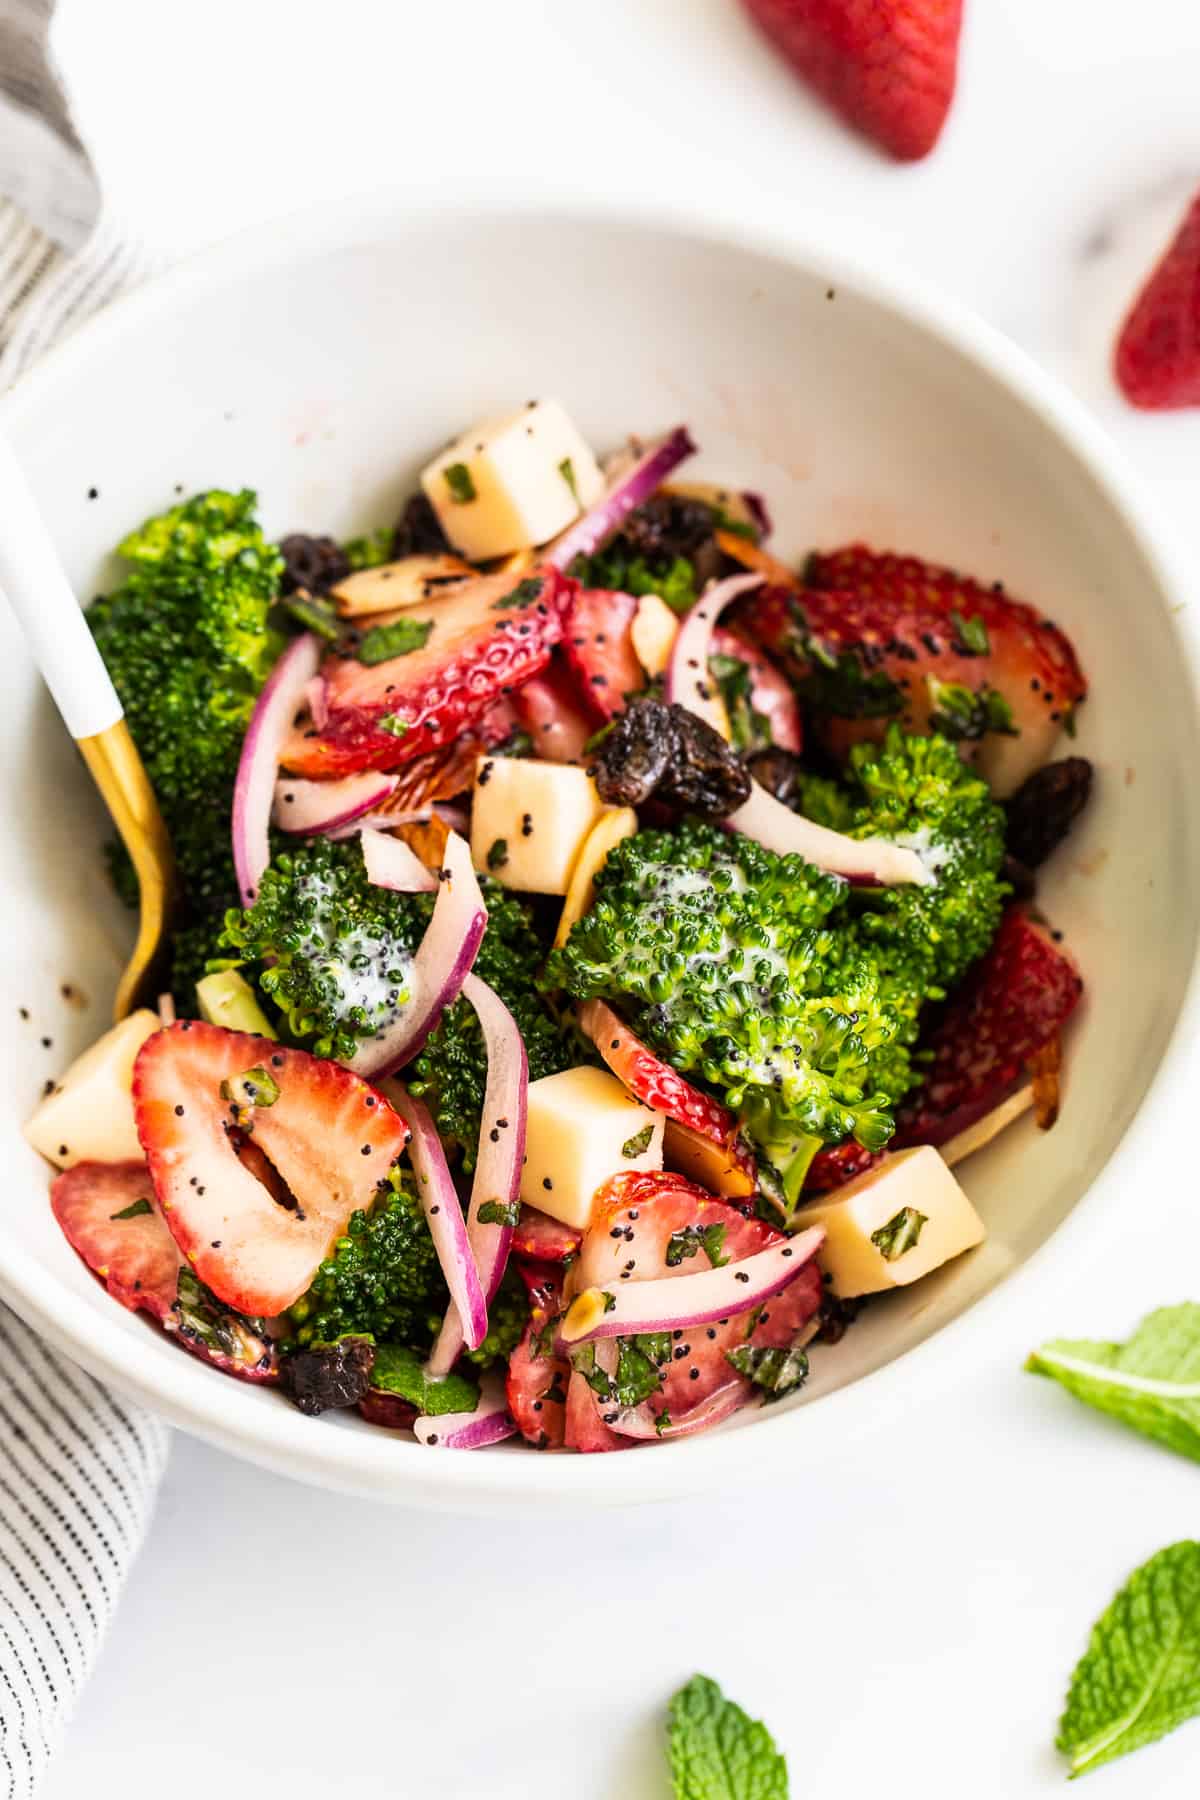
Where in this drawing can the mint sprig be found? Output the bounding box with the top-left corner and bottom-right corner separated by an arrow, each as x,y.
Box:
1027,1304 -> 1200,1463
1058,1541 -> 1200,1778
667,1674 -> 787,1799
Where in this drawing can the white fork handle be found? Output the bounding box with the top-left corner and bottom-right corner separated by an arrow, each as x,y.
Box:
0,432 -> 122,739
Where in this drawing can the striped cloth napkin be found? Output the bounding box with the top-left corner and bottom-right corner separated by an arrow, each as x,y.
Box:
0,5 -> 170,1793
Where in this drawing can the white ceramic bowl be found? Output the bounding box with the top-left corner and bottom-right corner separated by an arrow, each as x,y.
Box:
2,195 -> 1198,1510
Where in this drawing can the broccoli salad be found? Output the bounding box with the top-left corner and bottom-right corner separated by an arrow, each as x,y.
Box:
26,402 -> 1090,1452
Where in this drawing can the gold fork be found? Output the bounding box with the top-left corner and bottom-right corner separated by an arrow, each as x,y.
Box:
0,434 -> 175,1020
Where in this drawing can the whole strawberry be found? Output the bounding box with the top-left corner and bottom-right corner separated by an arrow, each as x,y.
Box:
1115,191 -> 1200,410
741,0 -> 963,162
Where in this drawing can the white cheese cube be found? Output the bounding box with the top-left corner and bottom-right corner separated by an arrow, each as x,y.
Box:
470,755 -> 605,895
421,399 -> 603,561
789,1146 -> 985,1298
521,1065 -> 664,1231
24,1010 -> 159,1170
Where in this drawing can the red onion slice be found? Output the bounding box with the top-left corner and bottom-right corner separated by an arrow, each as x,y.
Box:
664,571 -> 764,735
413,1374 -> 516,1449
427,972 -> 529,1376
727,780 -> 931,888
608,1377 -> 751,1441
558,1226 -> 825,1347
545,426 -> 696,570
349,829 -> 487,1077
272,771 -> 400,835
305,674 -> 329,731
359,826 -> 438,894
384,1084 -> 488,1353
232,632 -> 323,906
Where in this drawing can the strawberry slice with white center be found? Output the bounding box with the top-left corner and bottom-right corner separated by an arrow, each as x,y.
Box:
509,656 -> 593,762
506,1262 -> 570,1450
579,999 -> 737,1145
133,1022 -> 409,1317
280,565 -> 569,778
566,1172 -> 822,1445
50,1160 -> 278,1382
561,588 -> 646,720
736,543 -> 1087,795
511,1206 -> 583,1264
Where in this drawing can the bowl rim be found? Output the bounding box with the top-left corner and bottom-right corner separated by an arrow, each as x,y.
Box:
3,187 -> 1199,1508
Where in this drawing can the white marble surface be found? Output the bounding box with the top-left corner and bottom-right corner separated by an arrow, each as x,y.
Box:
40,2 -> 1200,1795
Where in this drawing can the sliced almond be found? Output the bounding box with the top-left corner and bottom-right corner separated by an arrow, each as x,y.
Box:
940,1086 -> 1035,1168
330,553 -> 475,618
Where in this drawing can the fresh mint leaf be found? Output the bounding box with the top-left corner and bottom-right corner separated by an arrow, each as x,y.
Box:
342,527 -> 394,572
281,591 -> 342,641
927,677 -> 1017,742
622,1124 -> 655,1159
356,616 -> 433,666
443,462 -> 476,504
492,576 -> 546,611
1027,1304 -> 1200,1462
558,457 -> 579,504
667,1673 -> 788,1799
378,713 -> 410,738
487,837 -> 509,872
870,1206 -> 927,1263
727,1342 -> 809,1403
476,1199 -> 520,1228
1058,1541 -> 1200,1778
370,1343 -> 478,1416
951,609 -> 990,656
110,1197 -> 153,1221
666,1222 -> 729,1270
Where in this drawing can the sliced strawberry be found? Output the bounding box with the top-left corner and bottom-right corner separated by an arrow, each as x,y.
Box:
52,1161 -> 180,1320
561,589 -> 646,720
279,565 -> 569,777
358,1391 -> 418,1431
572,1171 -> 822,1436
506,1262 -> 569,1449
579,1000 -> 737,1145
741,0 -> 963,162
509,655 -> 593,762
133,1022 -> 409,1317
512,1206 -> 582,1264
564,1369 -> 633,1453
737,545 -> 1087,795
806,1139 -> 881,1194
1115,191 -> 1200,410
50,1160 -> 278,1382
894,907 -> 1082,1148
710,626 -> 803,753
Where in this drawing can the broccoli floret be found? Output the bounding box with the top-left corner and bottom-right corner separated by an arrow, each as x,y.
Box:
546,739 -> 1007,1201
220,837 -> 568,1156
409,882 -> 571,1166
289,1169 -> 447,1349
545,822 -> 903,1198
217,836 -> 421,1061
88,490 -> 284,1003
838,726 -> 1008,996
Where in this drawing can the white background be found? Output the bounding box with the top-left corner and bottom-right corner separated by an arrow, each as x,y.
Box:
41,2 -> 1200,1795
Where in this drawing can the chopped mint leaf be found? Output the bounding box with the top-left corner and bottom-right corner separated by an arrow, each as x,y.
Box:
558,457 -> 579,504
377,713 -> 410,738
951,610 -> 990,655
370,1343 -> 478,1416
356,616 -> 434,666
444,463 -> 476,504
667,1674 -> 788,1799
1027,1304 -> 1200,1463
1057,1541 -> 1200,1778
622,1124 -> 655,1159
708,652 -> 773,753
110,1197 -> 153,1221
476,1199 -> 520,1228
174,1267 -> 268,1365
870,1206 -> 927,1262
927,677 -> 1017,742
282,591 -> 342,641
487,837 -> 509,872
602,1291 -> 616,1314
666,1222 -> 729,1270
492,576 -> 546,611
342,527 -> 394,572
655,1409 -> 673,1437
727,1341 -> 809,1403
572,1333 -> 670,1409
